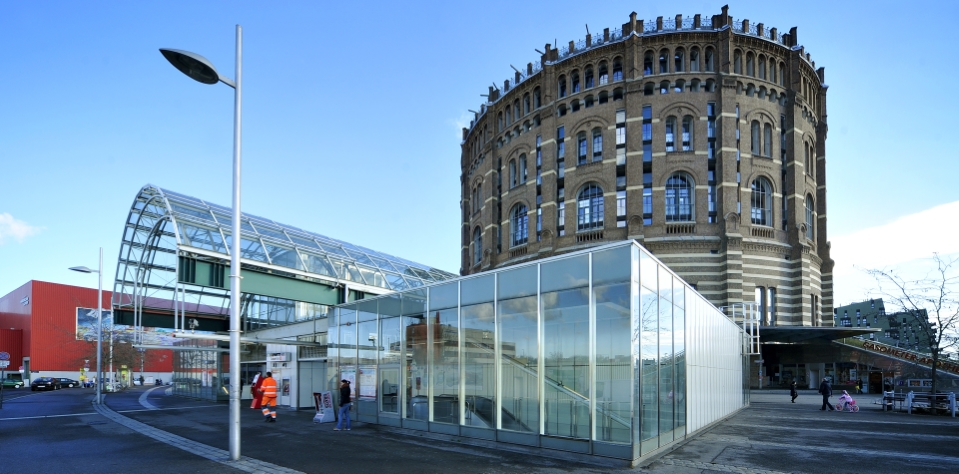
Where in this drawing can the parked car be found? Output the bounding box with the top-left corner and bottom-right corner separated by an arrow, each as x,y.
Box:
31,377 -> 61,391
2,378 -> 24,389
58,378 -> 80,388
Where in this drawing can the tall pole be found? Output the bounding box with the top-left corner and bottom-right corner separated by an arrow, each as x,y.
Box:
96,248 -> 103,404
228,24 -> 243,462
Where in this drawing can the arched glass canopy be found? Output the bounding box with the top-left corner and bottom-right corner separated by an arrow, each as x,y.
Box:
112,185 -> 455,326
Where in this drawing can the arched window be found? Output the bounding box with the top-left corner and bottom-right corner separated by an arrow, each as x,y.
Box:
804,143 -> 811,174
577,132 -> 588,165
751,178 -> 772,226
705,78 -> 716,92
665,116 -> 676,152
734,50 -> 742,74
690,79 -> 701,92
770,62 -> 777,83
600,90 -> 610,103
643,51 -> 653,75
674,48 -> 685,72
513,101 -> 520,122
613,87 -> 623,100
779,63 -> 785,86
523,94 -> 530,115
577,184 -> 604,230
705,47 -> 715,72
690,47 -> 700,72
519,154 -> 527,183
511,204 -> 528,247
534,87 -> 541,108
497,112 -> 503,133
746,52 -> 755,76
805,195 -> 815,240
682,115 -> 694,151
613,57 -> 623,81
509,160 -> 517,188
758,55 -> 766,80
571,70 -> 581,93
558,75 -> 567,98
643,83 -> 654,96
584,66 -> 594,88
751,121 -> 761,155
763,124 -> 773,157
473,227 -> 482,265
592,128 -> 603,162
599,62 -> 609,84
675,79 -> 685,93
659,49 -> 669,74
665,173 -> 694,222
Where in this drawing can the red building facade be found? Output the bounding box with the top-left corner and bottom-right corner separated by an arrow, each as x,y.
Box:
0,280 -> 172,379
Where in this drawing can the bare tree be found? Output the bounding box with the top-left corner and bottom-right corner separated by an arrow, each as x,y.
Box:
866,254 -> 959,395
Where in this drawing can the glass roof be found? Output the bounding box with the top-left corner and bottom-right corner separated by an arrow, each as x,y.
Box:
113,185 -> 456,314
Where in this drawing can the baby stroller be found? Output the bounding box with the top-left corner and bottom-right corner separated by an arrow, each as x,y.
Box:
835,390 -> 860,412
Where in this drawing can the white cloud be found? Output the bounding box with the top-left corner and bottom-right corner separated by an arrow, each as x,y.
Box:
830,200 -> 959,306
0,213 -> 42,244
450,111 -> 474,141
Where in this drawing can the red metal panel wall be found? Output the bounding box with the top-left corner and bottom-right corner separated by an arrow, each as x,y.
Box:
0,329 -> 24,369
26,281 -> 172,373
0,281 -> 32,364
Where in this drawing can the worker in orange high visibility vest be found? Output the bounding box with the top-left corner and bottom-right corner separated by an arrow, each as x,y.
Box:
260,372 -> 278,422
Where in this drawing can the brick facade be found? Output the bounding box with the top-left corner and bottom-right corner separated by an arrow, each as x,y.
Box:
460,7 -> 834,327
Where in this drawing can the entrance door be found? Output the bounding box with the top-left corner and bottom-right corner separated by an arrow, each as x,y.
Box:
869,372 -> 883,394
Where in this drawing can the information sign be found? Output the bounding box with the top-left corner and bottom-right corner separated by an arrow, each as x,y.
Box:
0,352 -> 9,361
0,361 -> 9,368
312,391 -> 335,423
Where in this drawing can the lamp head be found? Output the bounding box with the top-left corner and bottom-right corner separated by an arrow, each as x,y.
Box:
159,48 -> 220,85
69,266 -> 96,274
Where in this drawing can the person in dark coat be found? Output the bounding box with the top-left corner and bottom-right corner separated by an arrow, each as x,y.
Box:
790,381 -> 798,403
334,379 -> 352,431
818,377 -> 835,411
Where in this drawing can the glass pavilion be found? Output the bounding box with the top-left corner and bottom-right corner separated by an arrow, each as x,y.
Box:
112,185 -> 455,398
329,241 -> 748,462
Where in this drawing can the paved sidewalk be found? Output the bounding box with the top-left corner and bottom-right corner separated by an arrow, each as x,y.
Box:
98,387 -> 959,473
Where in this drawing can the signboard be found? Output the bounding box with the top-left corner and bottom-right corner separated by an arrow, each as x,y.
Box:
268,353 -> 290,362
0,352 -> 9,361
359,366 -> 377,399
0,361 -> 8,369
312,391 -> 335,423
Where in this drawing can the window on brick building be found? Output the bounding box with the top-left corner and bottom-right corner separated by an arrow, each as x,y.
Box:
665,173 -> 694,222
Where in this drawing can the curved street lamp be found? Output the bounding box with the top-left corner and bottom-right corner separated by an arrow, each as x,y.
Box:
160,25 -> 243,461
69,248 -> 104,405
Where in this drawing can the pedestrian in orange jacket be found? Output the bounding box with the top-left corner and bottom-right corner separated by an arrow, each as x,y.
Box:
260,372 -> 278,422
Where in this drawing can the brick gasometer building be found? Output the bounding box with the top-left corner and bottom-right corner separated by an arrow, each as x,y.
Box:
460,6 -> 833,327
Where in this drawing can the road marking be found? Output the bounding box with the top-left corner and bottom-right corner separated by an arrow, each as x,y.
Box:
117,405 -> 222,414
93,402 -> 303,473
0,412 -> 98,421
729,422 -> 959,441
138,386 -> 165,410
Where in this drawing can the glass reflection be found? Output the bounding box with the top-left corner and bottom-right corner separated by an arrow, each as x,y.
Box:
593,247 -> 632,443
640,284 -> 658,443
543,285 -> 590,439
430,308 -> 459,424
462,302 -> 496,428
404,291 -> 428,420
498,295 -> 538,432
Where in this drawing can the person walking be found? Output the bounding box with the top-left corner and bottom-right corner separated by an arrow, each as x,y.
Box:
818,377 -> 835,411
790,381 -> 798,403
259,372 -> 278,422
334,379 -> 352,431
856,379 -> 863,394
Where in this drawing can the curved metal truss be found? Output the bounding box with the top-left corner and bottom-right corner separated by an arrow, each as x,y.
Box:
112,185 -> 455,329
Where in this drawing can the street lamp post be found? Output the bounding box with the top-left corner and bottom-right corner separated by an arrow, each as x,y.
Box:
69,248 -> 104,405
160,25 -> 243,461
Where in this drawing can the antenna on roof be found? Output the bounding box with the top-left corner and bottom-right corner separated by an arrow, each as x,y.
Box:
510,64 -> 521,73
585,24 -> 590,35
480,94 -> 489,98
491,82 -> 499,91
534,48 -> 544,55
468,109 -> 479,114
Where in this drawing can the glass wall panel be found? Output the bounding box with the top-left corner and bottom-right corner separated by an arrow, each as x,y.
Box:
657,266 -> 674,442
430,282 -> 459,311
639,257 -> 659,443
498,265 -> 537,300
404,291 -> 428,420
542,255 -> 590,439
673,285 -> 686,431
461,274 -> 495,305
357,301 -> 378,415
430,308 -> 459,424
593,247 -> 632,443
378,322 -> 401,413
461,301 -> 496,428
338,306 -> 358,406
498,294 -> 538,432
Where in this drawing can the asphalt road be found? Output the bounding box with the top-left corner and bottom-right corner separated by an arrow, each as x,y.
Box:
1,386 -> 958,473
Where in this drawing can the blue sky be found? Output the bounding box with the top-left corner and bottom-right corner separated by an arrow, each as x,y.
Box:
1,0 -> 957,308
